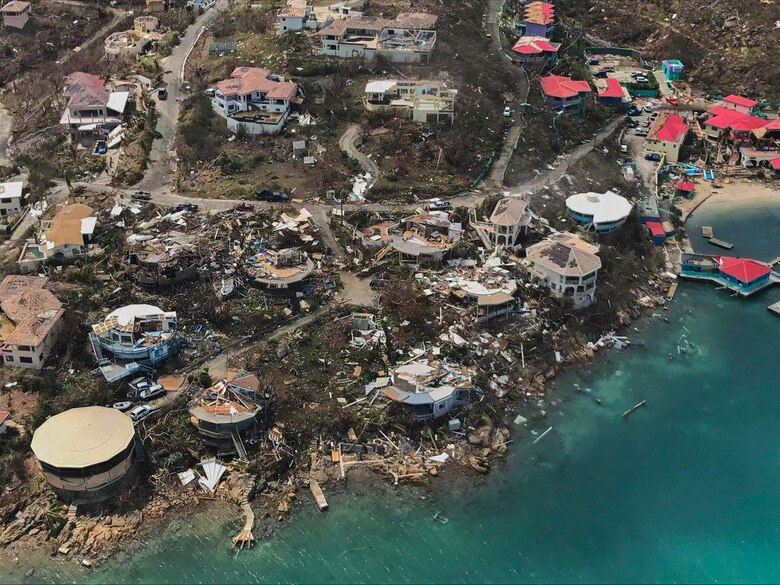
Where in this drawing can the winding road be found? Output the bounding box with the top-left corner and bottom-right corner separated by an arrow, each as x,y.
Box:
338,123 -> 380,185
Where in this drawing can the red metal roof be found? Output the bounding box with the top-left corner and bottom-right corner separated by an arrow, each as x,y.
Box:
649,113 -> 689,143
717,257 -> 770,283
705,109 -> 768,132
764,118 -> 780,131
645,221 -> 665,236
674,180 -> 695,192
597,77 -> 624,99
723,94 -> 758,108
540,75 -> 591,99
512,36 -> 560,55
0,411 -> 8,424
771,158 -> 780,170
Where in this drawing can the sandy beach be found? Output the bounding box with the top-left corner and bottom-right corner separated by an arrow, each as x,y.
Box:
680,180 -> 780,221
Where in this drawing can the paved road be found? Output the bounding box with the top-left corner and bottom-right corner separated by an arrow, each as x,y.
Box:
483,0 -> 529,189
338,123 -> 379,184
137,0 -> 227,192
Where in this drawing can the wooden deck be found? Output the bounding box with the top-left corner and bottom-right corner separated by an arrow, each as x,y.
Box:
309,480 -> 329,511
708,237 -> 734,250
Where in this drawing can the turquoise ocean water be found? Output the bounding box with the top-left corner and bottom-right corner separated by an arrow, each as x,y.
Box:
3,201 -> 779,584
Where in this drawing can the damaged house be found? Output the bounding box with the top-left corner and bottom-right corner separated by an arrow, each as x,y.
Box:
0,276 -> 64,370
60,73 -> 130,147
369,360 -> 480,421
525,234 -> 601,309
317,12 -> 437,63
390,212 -> 461,265
18,203 -> 97,272
470,197 -> 531,251
363,79 -> 456,123
189,369 -> 263,456
210,66 -> 303,135
90,304 -> 178,381
128,232 -> 202,287
245,247 -> 315,290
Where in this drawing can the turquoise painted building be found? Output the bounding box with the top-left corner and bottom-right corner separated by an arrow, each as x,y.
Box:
662,60 -> 684,81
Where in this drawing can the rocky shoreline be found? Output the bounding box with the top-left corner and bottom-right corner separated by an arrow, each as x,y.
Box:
0,263 -> 672,574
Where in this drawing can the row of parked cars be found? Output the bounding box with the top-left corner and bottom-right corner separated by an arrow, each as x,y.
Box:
111,377 -> 166,422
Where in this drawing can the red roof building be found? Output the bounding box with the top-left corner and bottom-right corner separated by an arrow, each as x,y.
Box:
644,113 -> 689,162
540,75 -> 590,99
723,94 -> 758,110
597,78 -> 624,101
771,158 -> 780,171
539,75 -> 591,115
705,107 -> 768,133
717,257 -> 771,284
511,36 -> 560,55
646,221 -> 665,235
650,113 -> 689,142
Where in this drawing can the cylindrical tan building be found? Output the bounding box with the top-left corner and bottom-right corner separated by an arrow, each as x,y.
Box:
31,406 -> 139,503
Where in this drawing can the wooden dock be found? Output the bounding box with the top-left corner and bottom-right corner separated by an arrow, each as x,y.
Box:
769,301 -> 780,317
708,237 -> 734,250
309,480 -> 329,511
701,225 -> 713,239
666,282 -> 678,301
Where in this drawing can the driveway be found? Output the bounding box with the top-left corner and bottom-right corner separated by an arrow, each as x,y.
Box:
338,123 -> 379,184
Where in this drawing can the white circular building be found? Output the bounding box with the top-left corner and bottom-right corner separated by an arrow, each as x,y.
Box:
31,406 -> 139,502
565,191 -> 633,234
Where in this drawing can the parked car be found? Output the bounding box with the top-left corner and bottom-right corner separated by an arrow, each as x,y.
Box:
256,190 -> 288,202
93,140 -> 107,155
620,144 -> 628,154
627,106 -> 642,117
369,278 -> 390,290
503,106 -> 512,117
131,190 -> 152,201
635,130 -> 649,137
157,87 -> 168,100
139,384 -> 165,401
233,202 -> 255,211
129,405 -> 155,422
643,104 -> 654,113
112,401 -> 133,412
426,200 -> 452,212
175,202 -> 200,213
644,152 -> 662,161
626,118 -> 640,128
665,96 -> 679,106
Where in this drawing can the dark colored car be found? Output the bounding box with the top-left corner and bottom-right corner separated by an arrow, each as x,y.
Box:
254,187 -> 289,202
157,88 -> 168,100
627,106 -> 642,117
369,278 -> 390,290
644,153 -> 662,161
626,118 -> 640,128
175,203 -> 199,212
